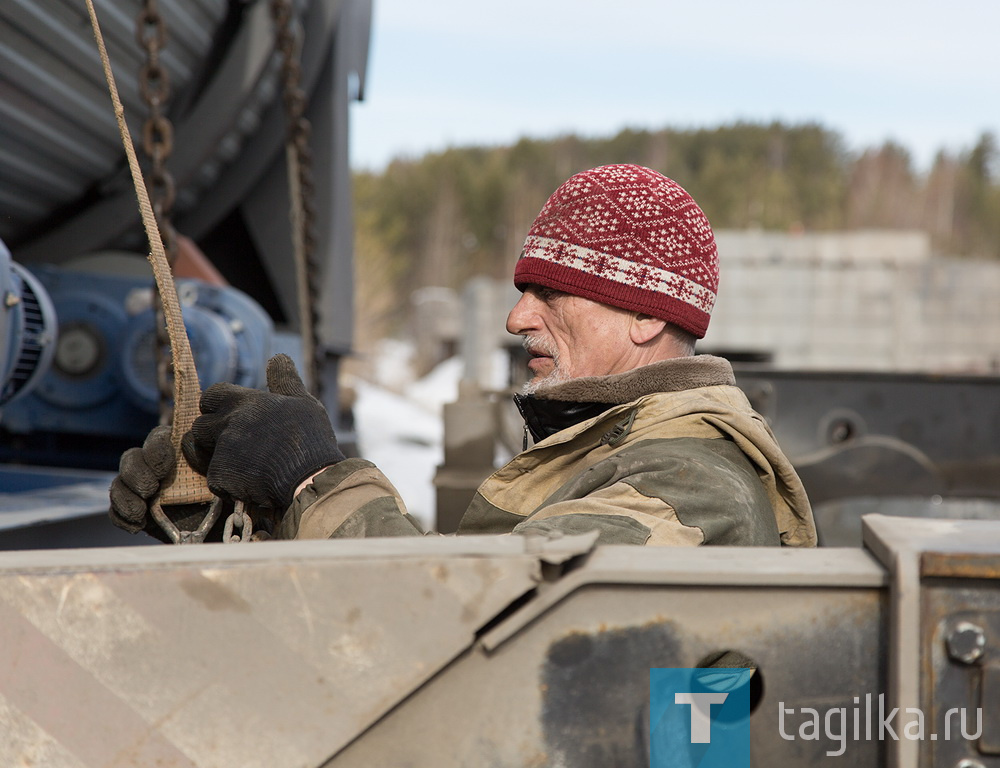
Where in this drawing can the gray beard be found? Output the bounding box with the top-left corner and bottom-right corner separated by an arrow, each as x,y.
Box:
521,367 -> 570,395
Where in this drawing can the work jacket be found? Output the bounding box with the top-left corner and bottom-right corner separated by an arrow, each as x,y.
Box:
276,355 -> 816,547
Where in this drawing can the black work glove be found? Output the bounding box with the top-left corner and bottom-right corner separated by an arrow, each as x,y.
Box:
109,425 -> 215,541
182,353 -> 345,511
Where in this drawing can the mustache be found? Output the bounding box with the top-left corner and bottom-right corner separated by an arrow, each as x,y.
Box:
521,335 -> 558,359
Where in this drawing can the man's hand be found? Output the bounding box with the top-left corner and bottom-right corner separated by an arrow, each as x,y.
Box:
182,354 -> 345,511
110,425 -> 224,541
109,424 -> 176,534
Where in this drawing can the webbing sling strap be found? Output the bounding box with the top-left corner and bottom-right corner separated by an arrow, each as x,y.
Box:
85,0 -> 223,542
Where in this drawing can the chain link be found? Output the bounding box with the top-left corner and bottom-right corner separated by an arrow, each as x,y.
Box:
271,0 -> 322,399
136,0 -> 179,425
223,504 -> 253,543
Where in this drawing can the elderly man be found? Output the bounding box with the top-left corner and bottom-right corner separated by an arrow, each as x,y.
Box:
111,164 -> 816,547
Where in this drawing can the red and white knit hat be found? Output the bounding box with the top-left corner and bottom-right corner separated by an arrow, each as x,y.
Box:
513,164 -> 719,338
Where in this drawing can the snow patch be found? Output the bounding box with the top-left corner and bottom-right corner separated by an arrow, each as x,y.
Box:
351,342 -> 516,531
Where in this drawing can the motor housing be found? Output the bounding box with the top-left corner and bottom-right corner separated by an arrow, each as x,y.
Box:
0,259 -> 274,468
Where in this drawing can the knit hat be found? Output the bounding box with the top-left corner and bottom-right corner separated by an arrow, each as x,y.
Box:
513,164 -> 719,338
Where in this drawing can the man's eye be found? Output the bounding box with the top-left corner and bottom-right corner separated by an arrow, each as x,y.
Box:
535,286 -> 563,301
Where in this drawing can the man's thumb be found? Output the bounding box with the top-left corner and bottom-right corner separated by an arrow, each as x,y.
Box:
266,354 -> 310,397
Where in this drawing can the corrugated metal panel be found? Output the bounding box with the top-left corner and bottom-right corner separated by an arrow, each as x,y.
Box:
0,0 -> 229,244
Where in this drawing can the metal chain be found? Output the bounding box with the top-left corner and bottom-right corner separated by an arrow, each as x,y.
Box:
271,0 -> 322,399
223,504 -> 253,543
136,0 -> 179,425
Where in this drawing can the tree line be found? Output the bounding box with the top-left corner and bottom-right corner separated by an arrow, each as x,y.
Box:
352,123 -> 1000,342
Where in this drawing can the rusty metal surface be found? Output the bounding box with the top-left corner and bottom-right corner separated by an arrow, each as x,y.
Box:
0,536 -> 552,768
923,586 -> 1000,765
922,552 -> 1000,580
982,665 -> 1000,755
864,514 -> 1000,768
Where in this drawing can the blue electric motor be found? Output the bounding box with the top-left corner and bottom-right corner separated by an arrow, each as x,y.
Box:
0,240 -> 58,407
0,250 -> 275,469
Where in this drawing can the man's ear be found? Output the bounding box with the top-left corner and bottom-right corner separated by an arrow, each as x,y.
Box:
629,313 -> 668,345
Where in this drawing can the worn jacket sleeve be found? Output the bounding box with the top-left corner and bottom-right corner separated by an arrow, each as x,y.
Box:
275,458 -> 424,540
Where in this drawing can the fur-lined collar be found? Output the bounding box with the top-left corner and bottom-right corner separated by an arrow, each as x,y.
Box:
514,355 -> 736,443
529,355 -> 735,403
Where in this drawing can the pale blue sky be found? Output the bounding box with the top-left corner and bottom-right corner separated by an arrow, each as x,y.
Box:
350,0 -> 1000,172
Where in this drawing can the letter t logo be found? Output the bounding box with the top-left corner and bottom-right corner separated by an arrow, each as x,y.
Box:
675,692 -> 729,743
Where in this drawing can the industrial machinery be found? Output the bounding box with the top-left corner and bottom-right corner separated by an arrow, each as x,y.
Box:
0,252 -> 274,468
0,236 -> 278,545
0,0 -> 370,544
0,239 -> 58,410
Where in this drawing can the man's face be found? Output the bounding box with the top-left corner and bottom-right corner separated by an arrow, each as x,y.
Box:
506,285 -> 638,388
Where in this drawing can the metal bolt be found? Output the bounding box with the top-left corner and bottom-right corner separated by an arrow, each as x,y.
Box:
829,418 -> 855,443
946,621 -> 986,665
955,759 -> 986,768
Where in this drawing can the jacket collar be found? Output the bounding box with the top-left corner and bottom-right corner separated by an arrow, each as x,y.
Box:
513,395 -> 613,444
513,355 -> 736,443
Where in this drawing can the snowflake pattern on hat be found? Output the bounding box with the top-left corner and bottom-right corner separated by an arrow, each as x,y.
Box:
514,164 -> 719,338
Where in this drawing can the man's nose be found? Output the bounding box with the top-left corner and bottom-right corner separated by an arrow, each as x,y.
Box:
506,291 -> 538,336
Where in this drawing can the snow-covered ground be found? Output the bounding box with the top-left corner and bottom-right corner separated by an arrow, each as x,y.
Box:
350,380 -> 441,531
348,340 -> 510,531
